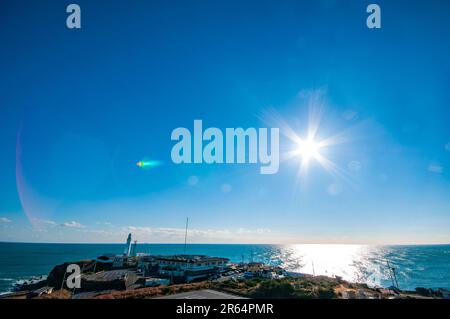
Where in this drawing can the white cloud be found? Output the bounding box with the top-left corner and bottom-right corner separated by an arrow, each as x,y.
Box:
428,164 -> 443,174
32,228 -> 48,233
237,228 -> 271,235
61,221 -> 84,228
0,217 -> 12,223
31,218 -> 56,226
125,226 -> 272,243
96,221 -> 113,226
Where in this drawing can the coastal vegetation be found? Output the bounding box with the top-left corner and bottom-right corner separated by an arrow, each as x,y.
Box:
215,277 -> 338,299
85,276 -> 442,299
4,273 -> 448,300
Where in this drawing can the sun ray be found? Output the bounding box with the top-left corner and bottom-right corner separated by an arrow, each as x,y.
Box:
306,93 -> 325,141
315,153 -> 357,188
318,119 -> 375,148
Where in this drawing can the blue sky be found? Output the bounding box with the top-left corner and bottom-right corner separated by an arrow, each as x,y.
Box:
1,0 -> 450,244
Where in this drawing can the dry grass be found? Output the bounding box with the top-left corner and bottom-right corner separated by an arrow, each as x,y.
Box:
94,282 -> 211,299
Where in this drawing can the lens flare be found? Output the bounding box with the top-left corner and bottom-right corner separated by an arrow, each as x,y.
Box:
136,160 -> 161,168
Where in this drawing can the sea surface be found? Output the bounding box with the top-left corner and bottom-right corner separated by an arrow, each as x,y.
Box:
0,242 -> 449,293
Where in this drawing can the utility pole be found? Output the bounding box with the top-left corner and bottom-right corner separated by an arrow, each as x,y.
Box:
387,260 -> 394,287
387,260 -> 399,289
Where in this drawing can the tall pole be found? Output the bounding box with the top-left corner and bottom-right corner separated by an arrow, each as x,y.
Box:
387,260 -> 396,288
60,271 -> 67,290
184,217 -> 189,255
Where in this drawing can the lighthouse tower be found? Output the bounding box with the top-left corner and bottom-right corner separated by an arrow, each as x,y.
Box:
124,233 -> 132,256
130,240 -> 138,257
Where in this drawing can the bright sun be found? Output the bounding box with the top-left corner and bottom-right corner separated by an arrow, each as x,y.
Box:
295,138 -> 321,163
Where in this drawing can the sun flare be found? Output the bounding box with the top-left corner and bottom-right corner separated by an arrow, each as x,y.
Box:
261,93 -> 356,188
295,138 -> 321,164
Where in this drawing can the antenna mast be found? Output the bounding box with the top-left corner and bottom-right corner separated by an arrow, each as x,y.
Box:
184,217 -> 189,255
387,260 -> 399,289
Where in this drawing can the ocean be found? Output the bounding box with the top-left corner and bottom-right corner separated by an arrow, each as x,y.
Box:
0,242 -> 449,293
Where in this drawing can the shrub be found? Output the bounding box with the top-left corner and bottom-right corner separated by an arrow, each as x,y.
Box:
293,289 -> 312,299
221,280 -> 239,289
251,280 -> 295,299
315,287 -> 335,299
244,280 -> 259,288
415,287 -> 431,297
161,287 -> 171,295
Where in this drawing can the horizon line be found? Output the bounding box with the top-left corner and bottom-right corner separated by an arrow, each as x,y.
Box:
1,240 -> 449,246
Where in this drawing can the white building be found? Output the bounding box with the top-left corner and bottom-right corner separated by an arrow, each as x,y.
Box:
124,233 -> 132,256
156,255 -> 229,282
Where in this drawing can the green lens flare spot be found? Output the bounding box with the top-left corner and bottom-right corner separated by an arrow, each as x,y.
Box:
136,160 -> 162,169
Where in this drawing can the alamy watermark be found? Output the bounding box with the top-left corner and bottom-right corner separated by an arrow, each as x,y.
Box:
367,4 -> 381,29
171,120 -> 279,175
66,264 -> 81,289
66,4 -> 81,29
65,3 -> 381,30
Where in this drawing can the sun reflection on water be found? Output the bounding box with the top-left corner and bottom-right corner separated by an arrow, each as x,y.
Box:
276,245 -> 388,287
248,244 -> 450,290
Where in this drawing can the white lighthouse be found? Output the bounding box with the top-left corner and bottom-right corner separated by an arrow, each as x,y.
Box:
130,240 -> 138,257
124,233 -> 132,256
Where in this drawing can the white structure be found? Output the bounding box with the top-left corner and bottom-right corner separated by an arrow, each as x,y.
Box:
130,240 -> 137,257
157,255 -> 229,282
124,233 -> 132,256
110,234 -> 140,268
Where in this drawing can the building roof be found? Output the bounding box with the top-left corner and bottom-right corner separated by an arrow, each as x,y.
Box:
155,255 -> 229,263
